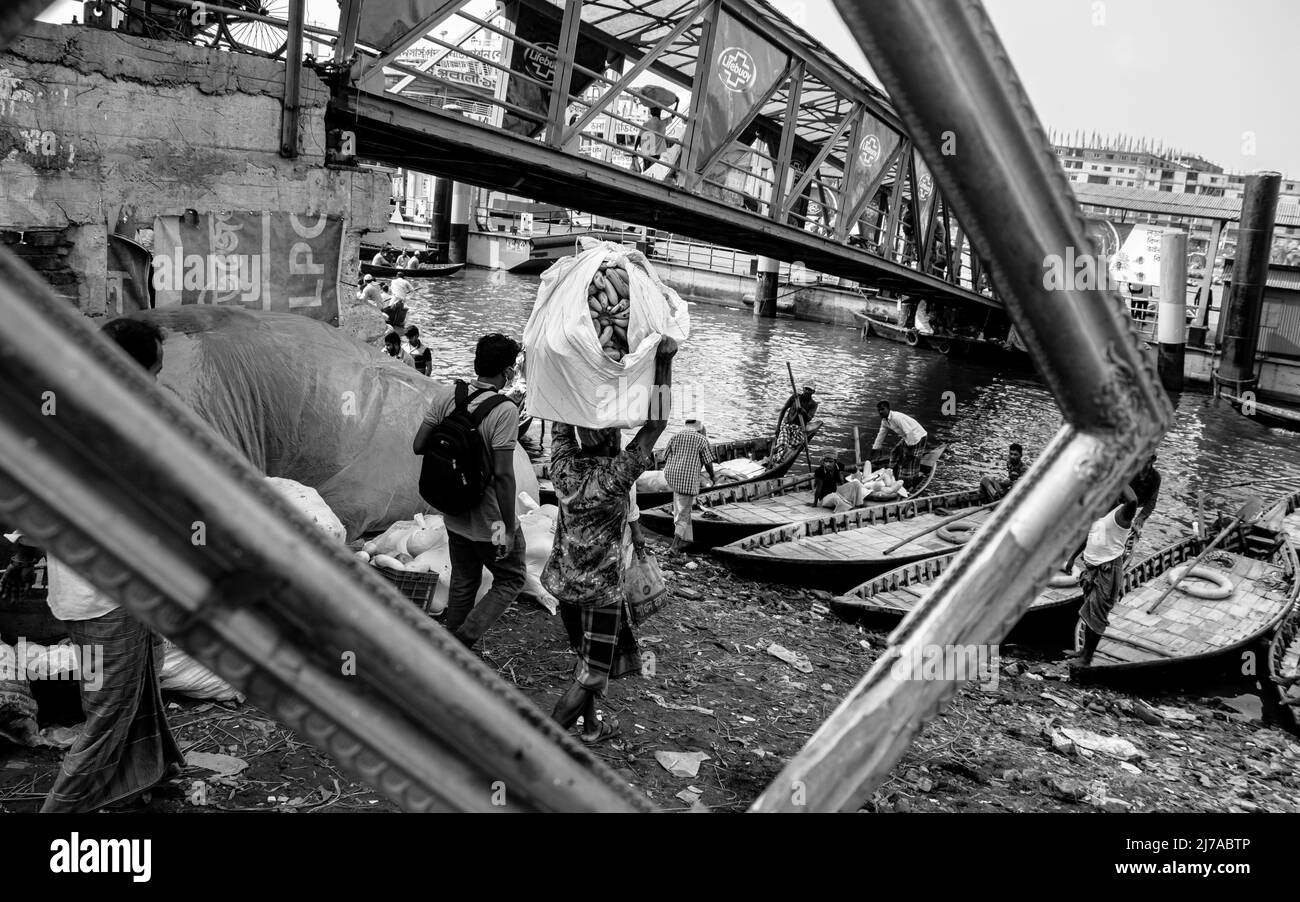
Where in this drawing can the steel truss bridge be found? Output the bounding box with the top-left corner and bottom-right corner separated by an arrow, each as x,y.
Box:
322,0 -> 1000,307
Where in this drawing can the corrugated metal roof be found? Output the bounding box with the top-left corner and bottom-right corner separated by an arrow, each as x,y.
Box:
1071,182 -> 1300,227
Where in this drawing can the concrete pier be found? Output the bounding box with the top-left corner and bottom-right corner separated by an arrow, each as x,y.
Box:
1215,172 -> 1282,395
755,255 -> 779,318
1157,229 -> 1187,392
449,181 -> 470,265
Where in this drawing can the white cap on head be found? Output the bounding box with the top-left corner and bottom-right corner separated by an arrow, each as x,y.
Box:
363,274 -> 374,282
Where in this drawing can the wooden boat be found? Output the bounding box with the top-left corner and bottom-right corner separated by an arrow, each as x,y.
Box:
1268,598 -> 1300,732
1072,524 -> 1298,676
830,546 -> 1084,634
534,433 -> 785,508
360,261 -> 465,279
856,312 -> 929,349
713,486 -> 988,592
1259,487 -> 1300,548
1227,393 -> 1300,433
640,443 -> 946,548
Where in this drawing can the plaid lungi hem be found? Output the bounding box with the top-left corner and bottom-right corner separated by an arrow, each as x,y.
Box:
1079,555 -> 1125,635
560,599 -> 640,696
889,435 -> 928,485
41,608 -> 184,813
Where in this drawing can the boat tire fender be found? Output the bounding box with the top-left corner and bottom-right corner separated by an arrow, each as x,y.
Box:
904,330 -> 920,347
1165,565 -> 1233,600
938,522 -> 977,544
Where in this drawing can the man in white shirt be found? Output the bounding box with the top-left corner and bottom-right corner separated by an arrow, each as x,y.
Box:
0,318 -> 184,812
359,273 -> 385,308
393,251 -> 413,271
1064,486 -> 1139,668
871,401 -> 928,487
389,274 -> 414,301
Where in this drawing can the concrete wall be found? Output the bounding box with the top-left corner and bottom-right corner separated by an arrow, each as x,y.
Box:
0,22 -> 388,340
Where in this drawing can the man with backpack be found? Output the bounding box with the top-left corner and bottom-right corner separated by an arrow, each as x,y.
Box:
412,334 -> 526,648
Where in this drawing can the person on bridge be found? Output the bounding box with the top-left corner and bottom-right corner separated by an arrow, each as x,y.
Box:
872,401 -> 928,485
636,106 -> 667,173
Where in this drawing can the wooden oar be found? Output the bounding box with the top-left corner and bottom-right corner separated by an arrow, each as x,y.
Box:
786,362 -> 816,477
1146,497 -> 1262,615
882,502 -> 998,555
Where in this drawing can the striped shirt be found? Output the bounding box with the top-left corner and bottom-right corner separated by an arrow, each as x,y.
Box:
663,430 -> 715,496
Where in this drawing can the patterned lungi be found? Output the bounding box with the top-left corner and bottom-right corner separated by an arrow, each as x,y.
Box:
1078,555 -> 1125,635
42,608 -> 184,812
560,599 -> 640,696
889,435 -> 929,485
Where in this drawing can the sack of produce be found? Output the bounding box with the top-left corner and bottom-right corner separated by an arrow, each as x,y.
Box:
635,470 -> 670,494
523,239 -> 689,429
267,477 -> 346,544
713,457 -> 765,483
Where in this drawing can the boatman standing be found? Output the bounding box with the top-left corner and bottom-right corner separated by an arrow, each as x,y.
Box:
1065,486 -> 1140,669
872,400 -> 928,486
359,273 -> 385,308
663,419 -> 716,553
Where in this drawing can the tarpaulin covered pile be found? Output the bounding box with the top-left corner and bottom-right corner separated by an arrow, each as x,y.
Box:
142,307 -> 535,541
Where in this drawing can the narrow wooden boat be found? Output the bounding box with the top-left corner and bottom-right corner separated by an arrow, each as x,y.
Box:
856,312 -> 929,349
534,433 -> 782,508
1227,393 -> 1300,433
1259,487 -> 1300,548
1073,524 -> 1298,676
830,546 -> 1085,633
360,261 -> 465,279
640,443 -> 945,548
713,486 -> 987,592
1269,599 -> 1300,732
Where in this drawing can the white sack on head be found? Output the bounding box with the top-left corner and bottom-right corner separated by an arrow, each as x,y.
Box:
523,239 -> 689,430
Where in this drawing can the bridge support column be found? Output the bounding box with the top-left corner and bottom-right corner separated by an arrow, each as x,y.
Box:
1213,171 -> 1281,398
755,255 -> 779,318
449,181 -> 470,265
1156,229 -> 1187,392
429,176 -> 453,262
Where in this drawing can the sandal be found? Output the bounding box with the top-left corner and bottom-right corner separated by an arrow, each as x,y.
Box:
580,716 -> 621,745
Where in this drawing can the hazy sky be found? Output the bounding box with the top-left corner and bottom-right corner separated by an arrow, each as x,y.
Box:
37,0 -> 1298,175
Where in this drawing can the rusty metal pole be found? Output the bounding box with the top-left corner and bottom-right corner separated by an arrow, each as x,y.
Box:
1214,171 -> 1281,397
279,0 -> 306,158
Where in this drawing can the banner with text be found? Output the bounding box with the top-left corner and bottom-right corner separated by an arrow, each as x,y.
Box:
912,148 -> 938,245
151,212 -> 342,325
694,8 -> 789,180
501,1 -> 620,138
842,112 -> 902,229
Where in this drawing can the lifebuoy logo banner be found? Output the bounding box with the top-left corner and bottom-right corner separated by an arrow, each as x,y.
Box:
500,1 -> 621,138
695,8 -> 788,178
912,147 -> 938,237
151,212 -> 343,325
842,112 -> 902,228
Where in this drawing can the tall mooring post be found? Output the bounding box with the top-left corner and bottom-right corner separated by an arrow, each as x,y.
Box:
755,255 -> 779,318
1214,171 -> 1281,397
1156,229 -> 1187,392
449,181 -> 470,265
428,176 -> 453,263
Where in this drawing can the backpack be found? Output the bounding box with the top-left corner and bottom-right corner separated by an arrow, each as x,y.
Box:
418,381 -> 511,515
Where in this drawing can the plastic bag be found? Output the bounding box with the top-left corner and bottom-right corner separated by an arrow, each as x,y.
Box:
522,239 -> 689,429
138,307 -> 535,542
714,457 -> 765,483
624,551 -> 669,626
267,477 -> 346,543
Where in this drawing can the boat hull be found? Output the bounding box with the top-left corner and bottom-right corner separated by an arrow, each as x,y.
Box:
361,262 -> 465,279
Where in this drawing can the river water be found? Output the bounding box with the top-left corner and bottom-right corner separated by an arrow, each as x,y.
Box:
403,268 -> 1300,550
